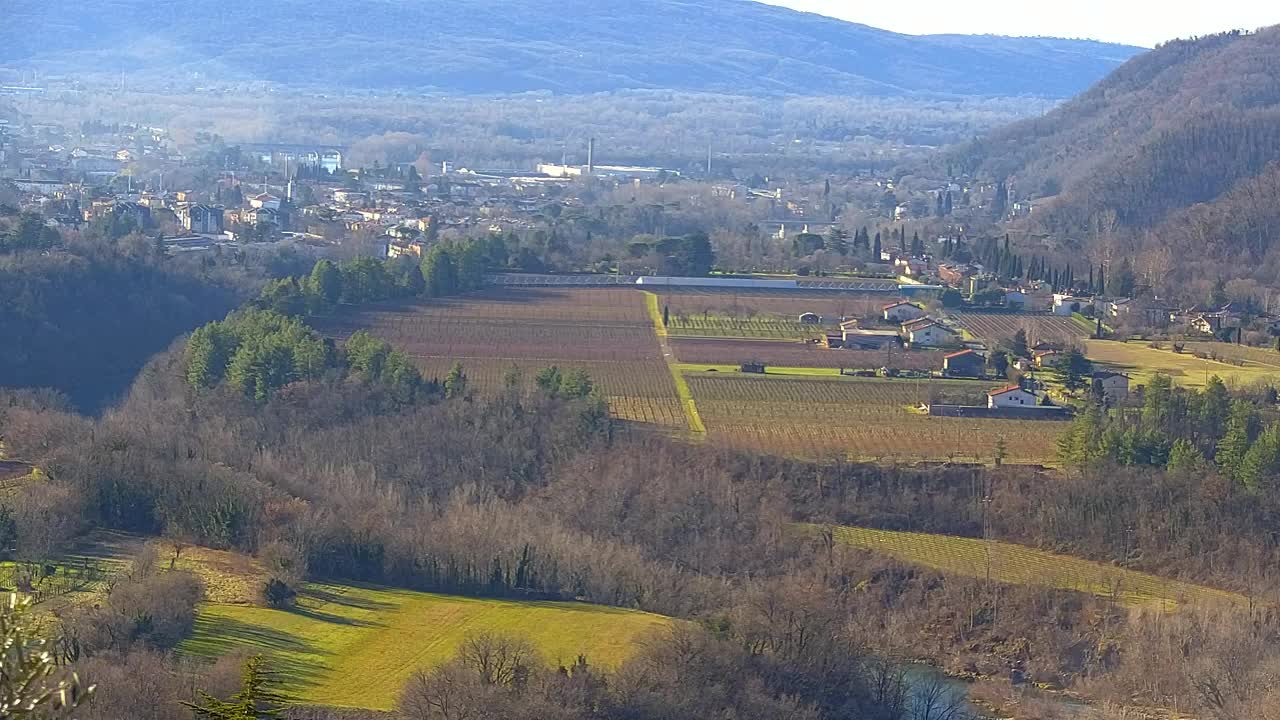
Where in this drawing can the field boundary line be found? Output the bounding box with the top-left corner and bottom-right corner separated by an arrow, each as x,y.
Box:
644,291 -> 706,435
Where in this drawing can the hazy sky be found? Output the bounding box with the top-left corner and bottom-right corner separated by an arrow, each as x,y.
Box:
759,1 -> 1278,47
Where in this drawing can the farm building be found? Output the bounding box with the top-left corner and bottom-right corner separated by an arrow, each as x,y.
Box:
943,349 -> 986,378
842,328 -> 901,350
1092,371 -> 1130,403
988,385 -> 1039,409
1033,349 -> 1060,368
798,312 -> 821,324
883,301 -> 926,323
905,322 -> 959,348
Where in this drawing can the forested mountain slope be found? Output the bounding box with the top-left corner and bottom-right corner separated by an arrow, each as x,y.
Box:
955,28 -> 1280,283
0,0 -> 1140,98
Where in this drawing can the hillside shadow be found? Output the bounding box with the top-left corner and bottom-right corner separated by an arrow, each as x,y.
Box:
287,603 -> 385,628
187,616 -> 329,690
300,585 -> 397,611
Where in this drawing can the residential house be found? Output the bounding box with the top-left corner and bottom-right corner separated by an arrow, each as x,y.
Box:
905,321 -> 959,348
988,385 -> 1039,409
882,301 -> 927,323
1092,371 -> 1130,403
937,263 -> 978,287
1109,297 -> 1170,328
1190,314 -> 1221,335
894,257 -> 929,277
1052,294 -> 1090,317
1033,349 -> 1061,368
943,350 -> 986,378
387,240 -> 425,260
249,193 -> 282,211
177,204 -> 225,234
1190,306 -> 1242,335
113,202 -> 152,228
243,206 -> 280,228
332,189 -> 368,206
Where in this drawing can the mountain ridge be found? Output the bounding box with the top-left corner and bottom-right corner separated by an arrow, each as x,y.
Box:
954,27 -> 1280,289
0,0 -> 1141,98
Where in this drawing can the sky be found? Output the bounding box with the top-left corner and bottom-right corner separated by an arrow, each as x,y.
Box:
759,0 -> 1278,48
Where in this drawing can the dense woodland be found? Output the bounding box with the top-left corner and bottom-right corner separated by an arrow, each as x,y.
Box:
954,27 -> 1280,298
0,229 -> 259,411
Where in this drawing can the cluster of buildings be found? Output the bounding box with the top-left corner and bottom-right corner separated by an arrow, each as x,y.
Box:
824,300 -> 963,352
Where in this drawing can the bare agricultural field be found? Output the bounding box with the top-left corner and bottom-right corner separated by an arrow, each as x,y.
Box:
671,337 -> 942,370
686,374 -> 1063,464
314,288 -> 685,429
952,312 -> 1090,346
316,288 -> 660,363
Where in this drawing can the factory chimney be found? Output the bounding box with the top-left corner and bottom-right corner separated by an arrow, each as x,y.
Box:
587,137 -> 596,175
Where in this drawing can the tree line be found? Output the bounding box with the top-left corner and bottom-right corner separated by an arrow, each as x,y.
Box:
1057,374 -> 1280,489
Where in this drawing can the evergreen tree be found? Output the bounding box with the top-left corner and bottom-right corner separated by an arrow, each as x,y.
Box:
185,655 -> 286,720
308,259 -> 343,306
1217,400 -> 1260,480
1113,258 -> 1136,297
992,181 -> 1008,219
825,227 -> 850,255
872,232 -> 881,260
1097,264 -> 1106,295
1167,438 -> 1206,474
444,362 -> 469,399
421,245 -> 459,297
1237,424 -> 1280,492
1058,402 -> 1106,466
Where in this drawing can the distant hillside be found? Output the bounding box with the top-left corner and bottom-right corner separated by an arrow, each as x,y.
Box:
956,28 -> 1280,279
0,0 -> 1140,98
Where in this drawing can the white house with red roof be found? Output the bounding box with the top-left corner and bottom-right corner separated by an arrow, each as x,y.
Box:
988,385 -> 1038,409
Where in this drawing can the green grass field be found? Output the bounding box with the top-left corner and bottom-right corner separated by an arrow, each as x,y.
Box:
1085,340 -> 1280,390
182,583 -> 671,710
821,525 -> 1249,611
